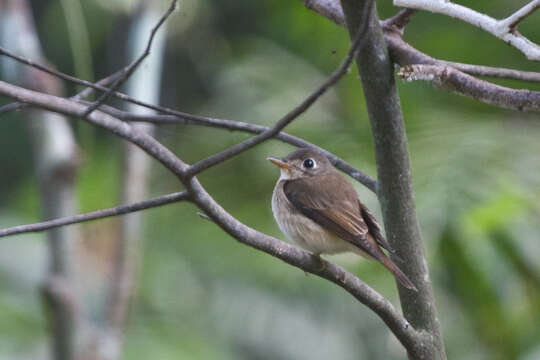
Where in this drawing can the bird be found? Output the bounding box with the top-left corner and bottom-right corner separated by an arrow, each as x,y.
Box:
267,148 -> 417,291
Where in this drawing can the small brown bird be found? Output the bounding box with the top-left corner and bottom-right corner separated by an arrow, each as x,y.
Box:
268,148 -> 416,291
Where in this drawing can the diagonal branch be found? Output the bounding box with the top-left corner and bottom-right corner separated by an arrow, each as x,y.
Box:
0,69 -> 127,118
394,0 -> 540,61
339,0 -> 446,358
382,8 -> 417,32
301,0 -> 540,84
0,80 -> 189,178
438,61 -> 540,83
0,79 -> 425,352
187,177 -> 426,353
79,0 -> 177,119
79,102 -> 378,192
300,0 -> 540,111
184,12 -> 372,178
0,192 -> 189,238
398,64 -> 540,112
499,0 -> 540,31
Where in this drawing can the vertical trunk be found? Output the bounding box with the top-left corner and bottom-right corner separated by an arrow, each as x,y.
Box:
0,1 -> 80,360
338,0 -> 446,359
102,2 -> 167,359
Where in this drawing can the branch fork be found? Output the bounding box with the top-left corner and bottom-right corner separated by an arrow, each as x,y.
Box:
394,0 -> 540,61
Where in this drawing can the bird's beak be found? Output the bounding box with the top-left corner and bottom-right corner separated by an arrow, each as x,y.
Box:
267,157 -> 293,169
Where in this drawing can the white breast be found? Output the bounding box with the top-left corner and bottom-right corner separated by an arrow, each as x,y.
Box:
271,180 -> 355,255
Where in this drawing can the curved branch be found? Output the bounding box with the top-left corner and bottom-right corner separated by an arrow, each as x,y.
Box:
299,0 -> 540,112
0,192 -> 189,238
398,64 -> 540,112
394,0 -> 540,61
0,79 -> 425,352
187,177 -> 425,353
184,16 -> 372,178
339,0 -> 446,358
80,0 -> 176,118
382,8 -> 417,32
0,80 -> 189,178
439,61 -> 540,83
81,102 -> 378,192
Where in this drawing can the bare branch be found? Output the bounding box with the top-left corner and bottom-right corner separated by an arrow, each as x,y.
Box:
0,69 -> 127,118
80,102 -> 378,192
187,178 -> 426,353
0,2 -> 80,359
0,79 -> 425,352
382,8 -> 417,32
184,13 -> 373,178
79,0 -> 177,119
439,61 -> 540,83
300,0 -> 540,110
394,0 -> 540,61
499,0 -> 540,30
398,64 -> 540,112
71,70 -> 126,102
0,80 -> 190,178
339,0 -> 446,357
0,192 -> 188,238
302,0 -> 346,26
0,101 -> 25,114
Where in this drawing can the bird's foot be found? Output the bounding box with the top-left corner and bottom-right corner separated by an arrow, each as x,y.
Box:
311,253 -> 327,272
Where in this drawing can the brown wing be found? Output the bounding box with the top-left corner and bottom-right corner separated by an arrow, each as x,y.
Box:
358,202 -> 395,254
283,173 -> 417,291
283,173 -> 383,260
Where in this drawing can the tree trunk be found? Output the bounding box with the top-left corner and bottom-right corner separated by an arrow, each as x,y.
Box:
339,0 -> 446,358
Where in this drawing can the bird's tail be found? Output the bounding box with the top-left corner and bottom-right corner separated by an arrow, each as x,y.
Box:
380,256 -> 417,292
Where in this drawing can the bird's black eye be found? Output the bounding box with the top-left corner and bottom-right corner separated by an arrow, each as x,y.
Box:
303,158 -> 315,168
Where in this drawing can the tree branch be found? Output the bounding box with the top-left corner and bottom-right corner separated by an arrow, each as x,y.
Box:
302,0 -> 346,26
499,0 -> 540,31
0,192 -> 188,238
79,0 -> 177,119
394,0 -> 540,61
339,0 -> 446,358
0,80 -> 424,351
184,18 -> 371,178
438,61 -> 540,83
0,69 -> 126,118
0,1 -> 80,359
398,64 -> 540,112
186,177 -> 426,352
0,80 -> 189,178
299,0 -> 540,111
79,102 -> 378,192
382,8 -> 417,33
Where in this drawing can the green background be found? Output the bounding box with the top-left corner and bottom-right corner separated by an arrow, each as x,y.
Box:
1,0 -> 539,359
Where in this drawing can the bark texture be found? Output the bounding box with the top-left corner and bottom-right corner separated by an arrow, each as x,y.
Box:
339,0 -> 446,358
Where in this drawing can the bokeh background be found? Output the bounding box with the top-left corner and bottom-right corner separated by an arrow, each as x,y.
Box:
1,0 -> 540,359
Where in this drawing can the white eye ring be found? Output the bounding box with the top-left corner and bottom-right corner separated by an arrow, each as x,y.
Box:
303,158 -> 316,169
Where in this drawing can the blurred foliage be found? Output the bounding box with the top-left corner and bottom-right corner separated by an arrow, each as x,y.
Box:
1,0 -> 540,359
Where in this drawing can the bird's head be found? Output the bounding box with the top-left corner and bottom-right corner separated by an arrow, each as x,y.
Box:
267,148 -> 332,180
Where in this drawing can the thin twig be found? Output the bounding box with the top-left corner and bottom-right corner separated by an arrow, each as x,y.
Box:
382,8 -> 417,32
78,101 -> 378,192
499,0 -> 540,30
440,61 -> 540,83
393,0 -> 540,61
398,64 -> 540,112
185,8 -> 373,178
0,80 -> 190,178
0,69 -> 127,117
79,0 -> 177,119
0,80 -> 424,353
0,101 -> 26,114
0,192 -> 188,238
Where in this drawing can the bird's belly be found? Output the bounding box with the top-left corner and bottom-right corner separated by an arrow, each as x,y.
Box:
272,185 -> 353,255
